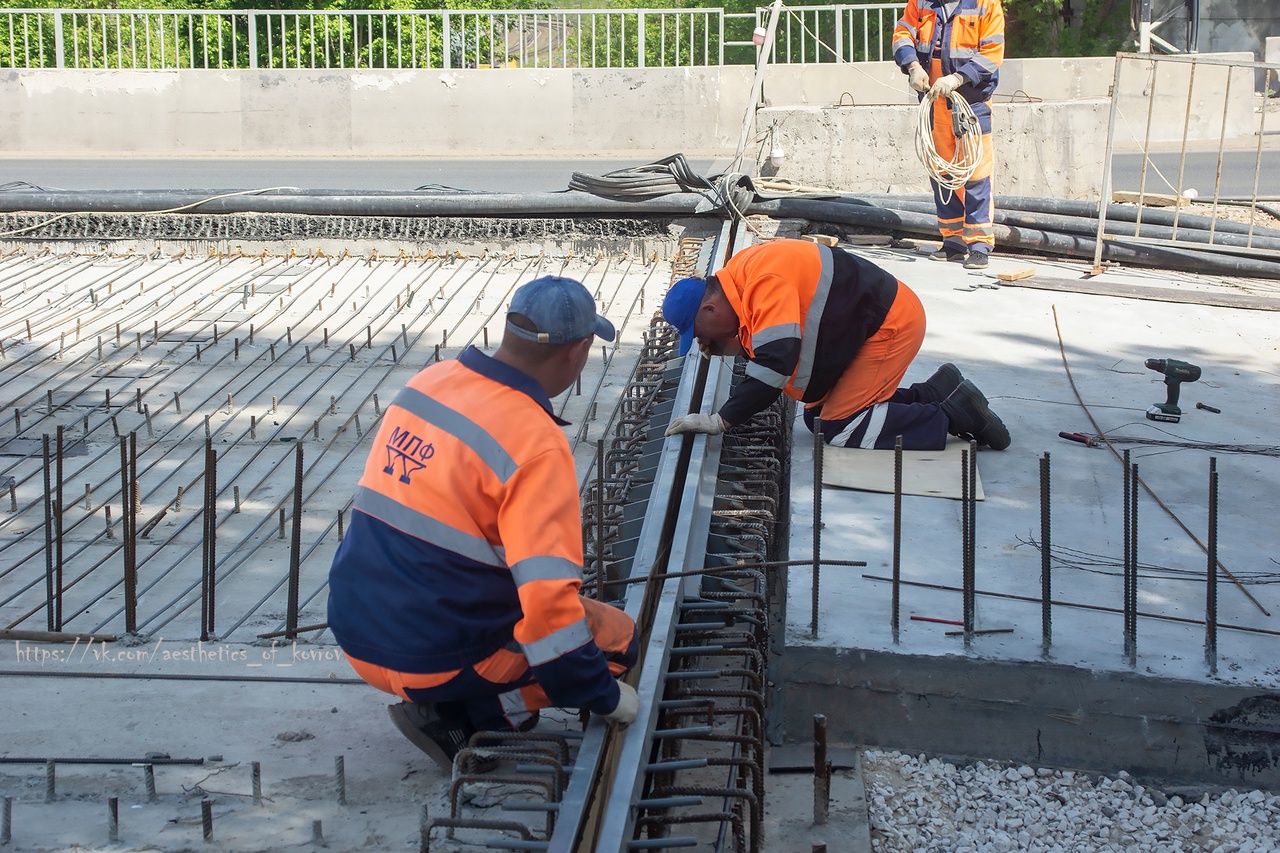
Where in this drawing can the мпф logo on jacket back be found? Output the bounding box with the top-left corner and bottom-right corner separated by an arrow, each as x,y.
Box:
383,426 -> 435,484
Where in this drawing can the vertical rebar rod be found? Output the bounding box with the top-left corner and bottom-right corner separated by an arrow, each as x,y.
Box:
251,761 -> 262,805
891,435 -> 902,645
44,760 -> 54,802
1123,449 -> 1132,659
334,755 -> 347,805
1040,452 -> 1052,657
287,443 -> 303,639
595,438 -> 605,602
202,440 -> 217,641
54,426 -> 64,630
201,798 -> 213,842
1127,458 -> 1139,667
140,763 -> 156,802
42,435 -> 54,631
199,440 -> 209,640
108,796 -> 119,843
813,714 -> 829,826
1,796 -> 10,844
960,445 -> 973,648
811,416 -> 822,639
128,434 -> 139,633
1205,458 -> 1218,675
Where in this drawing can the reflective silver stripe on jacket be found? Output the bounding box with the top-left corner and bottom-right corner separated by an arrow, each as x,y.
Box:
393,385 -> 518,483
793,244 -> 834,394
353,487 -> 506,567
511,555 -> 583,586
522,617 -> 593,666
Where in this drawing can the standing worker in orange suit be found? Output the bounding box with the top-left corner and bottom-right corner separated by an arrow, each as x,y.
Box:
661,239 -> 1010,451
894,0 -> 1005,270
328,276 -> 639,772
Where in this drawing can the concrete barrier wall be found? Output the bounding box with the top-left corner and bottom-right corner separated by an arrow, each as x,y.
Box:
0,54 -> 1257,201
0,66 -> 754,158
757,99 -> 1111,200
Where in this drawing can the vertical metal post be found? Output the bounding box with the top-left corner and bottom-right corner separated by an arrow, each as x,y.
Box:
1205,458 -> 1218,675
1040,452 -> 1052,657
891,435 -> 902,645
287,443 -> 303,639
810,416 -> 822,639
1092,54 -> 1126,274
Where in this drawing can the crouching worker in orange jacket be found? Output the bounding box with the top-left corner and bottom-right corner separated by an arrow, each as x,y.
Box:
328,276 -> 639,772
661,239 -> 1010,451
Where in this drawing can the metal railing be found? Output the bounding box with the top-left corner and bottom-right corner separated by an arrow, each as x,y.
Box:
1093,52 -> 1280,274
0,5 -> 903,70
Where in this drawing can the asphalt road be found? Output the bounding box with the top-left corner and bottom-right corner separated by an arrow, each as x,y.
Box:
0,157 -> 729,194
0,151 -> 1276,199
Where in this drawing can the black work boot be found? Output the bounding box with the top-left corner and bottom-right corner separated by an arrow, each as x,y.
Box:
914,363 -> 964,403
929,247 -> 967,263
941,380 -> 1011,450
388,702 -> 481,773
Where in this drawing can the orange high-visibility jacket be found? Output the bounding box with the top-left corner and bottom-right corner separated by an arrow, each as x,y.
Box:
893,0 -> 1004,102
713,239 -> 899,426
327,347 -> 621,714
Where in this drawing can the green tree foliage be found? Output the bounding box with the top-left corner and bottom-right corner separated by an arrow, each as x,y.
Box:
1003,0 -> 1132,57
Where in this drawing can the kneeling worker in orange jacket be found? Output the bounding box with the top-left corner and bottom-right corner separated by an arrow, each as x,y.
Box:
328,276 -> 639,771
661,239 -> 1010,451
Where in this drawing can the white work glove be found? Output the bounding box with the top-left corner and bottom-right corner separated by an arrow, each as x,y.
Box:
664,413 -> 727,437
928,73 -> 965,99
604,681 -> 638,727
907,63 -> 930,94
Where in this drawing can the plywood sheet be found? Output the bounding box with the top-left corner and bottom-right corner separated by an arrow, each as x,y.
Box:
822,437 -> 984,501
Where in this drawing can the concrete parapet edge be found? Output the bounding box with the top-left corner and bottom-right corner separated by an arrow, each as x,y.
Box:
777,645 -> 1280,793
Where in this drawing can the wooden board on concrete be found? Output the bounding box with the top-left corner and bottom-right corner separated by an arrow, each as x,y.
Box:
1112,191 -> 1189,207
822,437 -> 984,501
999,276 -> 1280,311
997,267 -> 1036,282
803,234 -> 839,246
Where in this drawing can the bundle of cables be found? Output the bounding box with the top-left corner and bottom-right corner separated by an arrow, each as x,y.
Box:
914,91 -> 983,196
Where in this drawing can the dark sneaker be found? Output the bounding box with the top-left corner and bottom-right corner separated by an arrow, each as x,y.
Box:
963,252 -> 989,270
917,363 -> 964,403
387,702 -> 475,772
929,248 -> 967,263
941,380 -> 1011,450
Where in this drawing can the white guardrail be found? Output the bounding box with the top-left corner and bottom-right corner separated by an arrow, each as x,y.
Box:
0,4 -> 901,70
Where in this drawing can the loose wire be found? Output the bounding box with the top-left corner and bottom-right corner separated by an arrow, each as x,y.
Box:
914,91 -> 982,198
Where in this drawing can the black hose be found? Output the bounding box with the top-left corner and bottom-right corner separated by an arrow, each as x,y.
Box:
850,192 -> 1280,240
0,190 -> 718,218
748,197 -> 1280,280
827,195 -> 1280,254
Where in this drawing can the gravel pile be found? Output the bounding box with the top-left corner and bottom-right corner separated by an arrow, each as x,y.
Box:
862,750 -> 1280,853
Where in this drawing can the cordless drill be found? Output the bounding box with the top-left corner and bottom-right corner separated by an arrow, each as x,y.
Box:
1145,358 -> 1201,422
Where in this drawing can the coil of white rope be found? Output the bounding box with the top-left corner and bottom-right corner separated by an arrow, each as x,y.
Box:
914,91 -> 982,196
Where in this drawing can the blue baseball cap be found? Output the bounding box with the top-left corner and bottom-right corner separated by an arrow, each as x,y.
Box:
506,276 -> 615,344
662,277 -> 706,356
